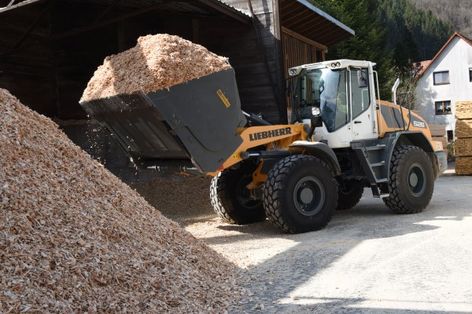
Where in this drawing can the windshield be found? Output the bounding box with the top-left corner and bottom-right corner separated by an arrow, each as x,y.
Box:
292,68 -> 348,132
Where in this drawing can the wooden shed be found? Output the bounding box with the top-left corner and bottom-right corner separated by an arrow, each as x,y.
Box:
0,0 -> 354,125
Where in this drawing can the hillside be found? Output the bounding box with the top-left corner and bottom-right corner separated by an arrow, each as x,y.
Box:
410,0 -> 472,37
309,0 -> 452,98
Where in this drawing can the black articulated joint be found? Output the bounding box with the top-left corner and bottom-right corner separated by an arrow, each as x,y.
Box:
263,154 -> 338,233
337,179 -> 364,211
383,145 -> 434,214
210,162 -> 266,224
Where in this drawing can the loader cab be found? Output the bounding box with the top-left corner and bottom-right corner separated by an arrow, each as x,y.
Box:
289,60 -> 379,148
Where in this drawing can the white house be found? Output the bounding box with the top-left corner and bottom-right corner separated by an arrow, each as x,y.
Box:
415,32 -> 472,141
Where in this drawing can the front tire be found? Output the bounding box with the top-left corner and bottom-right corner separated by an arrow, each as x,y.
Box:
383,145 -> 434,214
263,155 -> 338,233
337,180 -> 364,210
210,164 -> 265,224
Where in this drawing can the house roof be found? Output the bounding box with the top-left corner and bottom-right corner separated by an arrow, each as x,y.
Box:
279,0 -> 355,46
414,59 -> 432,77
417,32 -> 472,78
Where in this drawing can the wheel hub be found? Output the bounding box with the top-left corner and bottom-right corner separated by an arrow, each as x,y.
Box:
300,188 -> 314,204
293,176 -> 325,216
409,172 -> 418,187
408,163 -> 426,197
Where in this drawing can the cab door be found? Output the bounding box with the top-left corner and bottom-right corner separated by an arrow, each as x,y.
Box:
349,68 -> 378,141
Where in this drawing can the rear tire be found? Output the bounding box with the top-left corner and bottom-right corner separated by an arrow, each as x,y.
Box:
263,155 -> 338,233
337,180 -> 364,210
383,145 -> 434,214
210,163 -> 265,224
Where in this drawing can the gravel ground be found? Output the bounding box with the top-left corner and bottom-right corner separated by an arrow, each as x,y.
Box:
180,175 -> 472,313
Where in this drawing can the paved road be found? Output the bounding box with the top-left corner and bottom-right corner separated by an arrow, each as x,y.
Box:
185,175 -> 472,313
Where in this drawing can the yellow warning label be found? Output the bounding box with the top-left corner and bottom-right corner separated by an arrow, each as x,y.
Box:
216,89 -> 231,108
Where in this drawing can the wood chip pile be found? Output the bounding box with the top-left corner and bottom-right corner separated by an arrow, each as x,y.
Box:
81,34 -> 231,102
0,89 -> 243,312
455,101 -> 472,175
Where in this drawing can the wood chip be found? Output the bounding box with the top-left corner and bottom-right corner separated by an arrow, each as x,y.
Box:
0,89 -> 243,312
81,34 -> 231,102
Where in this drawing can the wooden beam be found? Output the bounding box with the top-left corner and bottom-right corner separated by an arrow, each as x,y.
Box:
281,26 -> 327,51
0,0 -> 43,14
0,2 -> 49,57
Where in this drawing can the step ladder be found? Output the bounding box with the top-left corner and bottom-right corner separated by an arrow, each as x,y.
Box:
352,142 -> 390,198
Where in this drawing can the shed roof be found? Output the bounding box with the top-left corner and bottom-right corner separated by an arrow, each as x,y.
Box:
0,0 -> 252,24
279,0 -> 355,46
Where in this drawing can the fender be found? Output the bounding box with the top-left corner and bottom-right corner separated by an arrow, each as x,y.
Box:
289,140 -> 342,175
384,131 -> 437,178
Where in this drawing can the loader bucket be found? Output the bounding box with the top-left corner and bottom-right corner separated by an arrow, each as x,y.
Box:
80,69 -> 247,173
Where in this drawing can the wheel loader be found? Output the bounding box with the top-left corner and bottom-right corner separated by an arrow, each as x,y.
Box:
81,59 -> 447,234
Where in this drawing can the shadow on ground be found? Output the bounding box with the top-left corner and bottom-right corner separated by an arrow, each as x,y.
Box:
134,173 -> 472,313
184,176 -> 472,313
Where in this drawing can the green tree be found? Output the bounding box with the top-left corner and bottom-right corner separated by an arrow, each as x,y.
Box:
309,0 -> 452,102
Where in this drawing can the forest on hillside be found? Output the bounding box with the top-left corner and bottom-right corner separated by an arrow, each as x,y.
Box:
410,0 -> 472,37
309,0 -> 453,100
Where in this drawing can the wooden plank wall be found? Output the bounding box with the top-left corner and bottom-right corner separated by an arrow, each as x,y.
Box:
220,0 -> 286,123
281,27 -> 327,79
54,1 -> 288,123
0,1 -> 286,123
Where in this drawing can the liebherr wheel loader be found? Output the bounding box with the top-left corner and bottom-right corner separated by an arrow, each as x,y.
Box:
81,59 -> 447,234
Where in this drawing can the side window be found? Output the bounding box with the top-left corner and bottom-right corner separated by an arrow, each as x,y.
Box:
351,68 -> 370,119
334,71 -> 349,130
320,70 -> 349,132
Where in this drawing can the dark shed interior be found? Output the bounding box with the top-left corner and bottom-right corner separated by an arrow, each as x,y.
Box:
0,0 -> 354,175
0,0 -> 354,124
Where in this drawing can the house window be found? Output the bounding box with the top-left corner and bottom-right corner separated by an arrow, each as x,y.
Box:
433,71 -> 450,85
435,100 -> 452,115
447,130 -> 454,142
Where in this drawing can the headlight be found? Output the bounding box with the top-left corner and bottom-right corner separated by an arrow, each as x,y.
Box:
289,68 -> 299,76
311,107 -> 321,116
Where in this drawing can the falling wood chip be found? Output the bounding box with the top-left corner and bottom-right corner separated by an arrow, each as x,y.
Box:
81,34 -> 231,102
0,89 -> 243,312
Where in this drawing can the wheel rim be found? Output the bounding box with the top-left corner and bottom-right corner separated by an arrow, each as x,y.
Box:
408,163 -> 426,197
292,176 -> 325,216
235,175 -> 260,209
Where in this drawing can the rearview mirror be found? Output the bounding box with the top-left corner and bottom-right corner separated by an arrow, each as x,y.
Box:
357,69 -> 368,88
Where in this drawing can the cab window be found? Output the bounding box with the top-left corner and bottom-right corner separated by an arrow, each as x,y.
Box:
350,68 -> 370,119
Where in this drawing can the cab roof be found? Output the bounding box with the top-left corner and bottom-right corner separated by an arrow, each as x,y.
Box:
289,59 -> 376,76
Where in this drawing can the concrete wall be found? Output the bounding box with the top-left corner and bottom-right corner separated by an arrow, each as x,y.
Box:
415,37 -> 472,135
